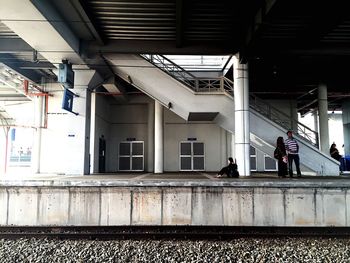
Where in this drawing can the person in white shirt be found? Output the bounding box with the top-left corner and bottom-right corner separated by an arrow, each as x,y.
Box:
285,130 -> 301,177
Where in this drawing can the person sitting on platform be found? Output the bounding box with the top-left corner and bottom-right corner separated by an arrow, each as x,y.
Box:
216,157 -> 239,178
330,143 -> 342,161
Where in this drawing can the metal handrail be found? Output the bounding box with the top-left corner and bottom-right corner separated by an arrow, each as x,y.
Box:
140,54 -> 318,147
249,94 -> 319,147
140,54 -> 234,93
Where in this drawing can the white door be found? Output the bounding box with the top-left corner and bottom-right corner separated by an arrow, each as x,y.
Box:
119,141 -> 144,171
179,141 -> 205,171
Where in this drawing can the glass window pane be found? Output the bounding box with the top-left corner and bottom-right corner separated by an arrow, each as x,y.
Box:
132,157 -> 143,170
180,143 -> 191,155
193,157 -> 204,170
265,156 -> 277,170
250,157 -> 257,170
250,146 -> 256,155
193,143 -> 204,155
120,143 -> 130,155
132,143 -> 143,155
180,157 -> 191,170
119,157 -> 130,170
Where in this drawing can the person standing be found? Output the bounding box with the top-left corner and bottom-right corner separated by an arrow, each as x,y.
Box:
285,130 -> 301,177
274,136 -> 288,177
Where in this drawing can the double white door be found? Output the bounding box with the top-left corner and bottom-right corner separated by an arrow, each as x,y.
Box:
180,141 -> 205,171
119,141 -> 144,171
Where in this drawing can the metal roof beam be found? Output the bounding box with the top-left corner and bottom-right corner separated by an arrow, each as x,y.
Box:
30,0 -> 80,54
71,0 -> 105,45
0,38 -> 33,53
82,40 -> 236,56
0,54 -> 45,84
245,0 -> 278,48
176,0 -> 183,48
0,0 -> 85,65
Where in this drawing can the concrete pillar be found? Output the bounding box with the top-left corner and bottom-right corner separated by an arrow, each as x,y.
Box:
147,101 -> 155,172
229,132 -> 235,160
318,83 -> 329,153
31,95 -> 43,174
233,55 -> 250,176
290,100 -> 298,132
154,100 -> 163,173
89,92 -> 96,174
220,128 -> 228,167
342,99 -> 350,156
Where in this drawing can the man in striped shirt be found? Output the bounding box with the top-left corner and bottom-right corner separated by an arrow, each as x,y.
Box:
285,130 -> 301,177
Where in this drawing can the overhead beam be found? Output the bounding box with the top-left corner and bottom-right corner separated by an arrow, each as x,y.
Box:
0,38 -> 33,53
0,54 -> 46,83
71,0 -> 105,45
82,40 -> 236,56
245,0 -> 278,47
296,4 -> 349,46
250,42 -> 350,57
0,0 -> 84,65
176,0 -> 184,48
30,0 -> 79,54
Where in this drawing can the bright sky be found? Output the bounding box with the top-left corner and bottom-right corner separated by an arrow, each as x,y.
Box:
164,55 -> 231,71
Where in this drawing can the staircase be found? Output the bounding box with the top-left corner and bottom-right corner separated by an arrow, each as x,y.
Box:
106,54 -> 339,175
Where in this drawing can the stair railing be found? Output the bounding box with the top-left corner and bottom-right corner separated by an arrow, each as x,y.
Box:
140,54 -> 233,93
140,54 -> 318,147
250,94 -> 319,148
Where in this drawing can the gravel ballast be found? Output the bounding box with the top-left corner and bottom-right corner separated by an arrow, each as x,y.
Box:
1,237 -> 350,263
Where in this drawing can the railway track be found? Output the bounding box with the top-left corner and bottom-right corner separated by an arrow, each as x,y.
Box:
1,226 -> 350,240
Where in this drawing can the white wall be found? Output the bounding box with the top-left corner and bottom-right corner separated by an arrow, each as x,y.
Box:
164,110 -> 225,172
40,88 -> 89,175
109,102 -> 149,171
96,96 -> 228,172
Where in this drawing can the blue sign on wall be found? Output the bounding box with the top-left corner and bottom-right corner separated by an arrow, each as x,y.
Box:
62,88 -> 78,115
11,128 -> 15,141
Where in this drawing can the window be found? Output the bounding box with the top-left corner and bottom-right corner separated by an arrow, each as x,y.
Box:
250,146 -> 257,171
264,154 -> 277,171
119,141 -> 144,171
180,141 -> 205,171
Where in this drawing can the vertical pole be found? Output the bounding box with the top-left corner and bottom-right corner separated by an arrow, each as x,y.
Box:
233,55 -> 250,176
89,92 -> 96,173
4,127 -> 9,175
154,100 -> 163,173
32,95 -> 43,174
318,83 -> 329,154
148,101 -> 155,172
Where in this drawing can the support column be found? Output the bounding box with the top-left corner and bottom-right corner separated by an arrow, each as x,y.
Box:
31,95 -> 43,174
154,100 -> 163,173
290,100 -> 298,132
233,55 -> 250,176
147,101 -> 155,172
318,83 -> 329,153
89,92 -> 96,174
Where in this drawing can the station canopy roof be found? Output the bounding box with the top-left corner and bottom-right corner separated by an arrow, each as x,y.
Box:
0,0 -> 350,115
